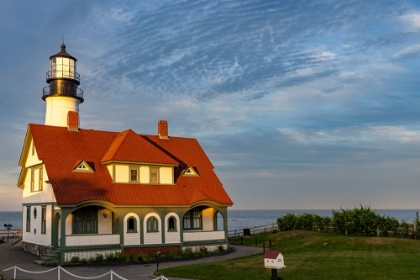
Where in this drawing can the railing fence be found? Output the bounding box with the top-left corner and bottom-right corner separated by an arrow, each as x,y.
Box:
228,223 -> 278,237
1,266 -> 169,280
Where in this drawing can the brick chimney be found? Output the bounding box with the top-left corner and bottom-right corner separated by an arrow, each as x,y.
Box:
158,120 -> 168,139
67,111 -> 79,131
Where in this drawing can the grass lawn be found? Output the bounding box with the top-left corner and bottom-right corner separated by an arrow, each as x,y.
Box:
157,231 -> 420,279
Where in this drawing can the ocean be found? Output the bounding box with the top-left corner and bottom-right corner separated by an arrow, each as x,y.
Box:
1,209 -> 419,232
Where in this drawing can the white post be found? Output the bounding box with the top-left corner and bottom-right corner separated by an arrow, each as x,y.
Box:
58,265 -> 61,280
110,269 -> 113,280
13,266 -> 16,279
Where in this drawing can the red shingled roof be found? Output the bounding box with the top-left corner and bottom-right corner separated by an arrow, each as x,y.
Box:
264,251 -> 282,259
101,129 -> 178,165
28,124 -> 233,206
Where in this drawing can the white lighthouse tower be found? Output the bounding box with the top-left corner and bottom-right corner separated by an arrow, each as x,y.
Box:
43,44 -> 83,127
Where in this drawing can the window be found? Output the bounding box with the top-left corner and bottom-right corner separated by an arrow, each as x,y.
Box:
150,168 -> 159,183
41,206 -> 46,234
147,216 -> 159,232
26,206 -> 31,232
31,170 -> 35,192
127,217 -> 137,232
168,217 -> 176,231
130,168 -> 138,182
33,207 -> 37,219
31,141 -> 35,156
30,167 -> 43,192
39,167 -> 43,191
73,207 -> 98,234
183,207 -> 202,230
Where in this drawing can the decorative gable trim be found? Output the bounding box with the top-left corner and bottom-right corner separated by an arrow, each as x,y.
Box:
182,166 -> 199,177
72,160 -> 95,173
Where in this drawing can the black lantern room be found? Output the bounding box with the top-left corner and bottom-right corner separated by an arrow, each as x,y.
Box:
42,44 -> 84,102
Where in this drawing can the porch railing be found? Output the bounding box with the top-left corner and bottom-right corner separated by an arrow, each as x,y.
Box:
66,234 -> 119,246
183,230 -> 225,242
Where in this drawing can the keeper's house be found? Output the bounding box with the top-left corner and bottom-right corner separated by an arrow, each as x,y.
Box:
17,44 -> 233,263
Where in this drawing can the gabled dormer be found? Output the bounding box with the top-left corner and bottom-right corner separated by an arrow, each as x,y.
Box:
183,166 -> 199,177
73,160 -> 95,173
101,129 -> 178,185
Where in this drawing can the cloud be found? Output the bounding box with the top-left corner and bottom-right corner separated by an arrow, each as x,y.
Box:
393,44 -> 420,60
399,12 -> 420,31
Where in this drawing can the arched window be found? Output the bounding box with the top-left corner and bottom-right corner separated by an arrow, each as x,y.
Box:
147,216 -> 159,232
127,217 -> 137,232
168,217 -> 176,231
215,212 -> 224,230
183,207 -> 202,230
73,207 -> 97,234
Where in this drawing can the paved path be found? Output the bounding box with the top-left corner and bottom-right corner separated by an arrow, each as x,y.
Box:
0,241 -> 262,280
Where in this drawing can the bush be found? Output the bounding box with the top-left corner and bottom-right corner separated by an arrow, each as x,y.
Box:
333,205 -> 382,236
117,252 -> 128,263
277,213 -> 298,231
199,246 -> 208,256
217,245 -> 225,253
183,247 -> 194,258
105,252 -> 117,263
168,248 -> 180,259
298,213 -> 316,230
69,256 -> 80,264
94,254 -> 104,264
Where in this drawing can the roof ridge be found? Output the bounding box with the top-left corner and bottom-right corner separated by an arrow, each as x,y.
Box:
101,129 -> 133,162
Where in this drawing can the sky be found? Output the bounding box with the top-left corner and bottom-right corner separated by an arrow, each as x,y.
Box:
1,0 -> 420,211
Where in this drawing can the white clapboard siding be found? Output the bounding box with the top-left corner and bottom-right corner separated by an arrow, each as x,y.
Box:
22,166 -> 56,204
164,212 -> 180,244
66,234 -> 120,246
123,213 -> 140,245
202,208 -> 216,231
65,250 -> 121,262
25,140 -> 43,167
160,167 -> 173,184
98,208 -> 112,234
139,166 -> 149,183
183,231 -> 225,242
22,205 -> 52,246
143,213 -> 162,244
115,165 -> 129,182
106,165 -> 114,180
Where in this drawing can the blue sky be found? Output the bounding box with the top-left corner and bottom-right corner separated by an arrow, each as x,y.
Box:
1,0 -> 420,211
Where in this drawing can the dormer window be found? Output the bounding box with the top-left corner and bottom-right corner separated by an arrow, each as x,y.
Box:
73,160 -> 95,173
183,166 -> 199,177
130,168 -> 139,182
150,168 -> 159,184
77,163 -> 87,170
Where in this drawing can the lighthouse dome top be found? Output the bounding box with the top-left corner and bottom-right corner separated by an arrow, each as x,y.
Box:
49,44 -> 77,61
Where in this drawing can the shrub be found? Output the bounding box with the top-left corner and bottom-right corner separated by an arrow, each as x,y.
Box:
94,254 -> 104,264
105,252 -> 117,263
217,245 -> 225,253
298,213 -> 315,230
132,254 -> 139,262
183,247 -> 194,258
117,252 -> 128,263
137,252 -> 148,262
277,213 -> 298,231
332,205 -> 382,236
87,257 -> 95,264
69,256 -> 80,264
199,246 -> 208,256
168,248 -> 179,259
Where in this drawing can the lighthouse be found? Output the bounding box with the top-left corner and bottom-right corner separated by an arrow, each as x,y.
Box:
42,44 -> 83,127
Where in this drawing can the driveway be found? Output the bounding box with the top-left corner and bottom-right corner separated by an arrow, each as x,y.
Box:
0,241 -> 262,280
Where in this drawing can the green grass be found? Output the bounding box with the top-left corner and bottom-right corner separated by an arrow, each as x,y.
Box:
157,231 -> 420,279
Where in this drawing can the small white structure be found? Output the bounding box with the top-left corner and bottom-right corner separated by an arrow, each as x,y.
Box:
264,251 -> 286,269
